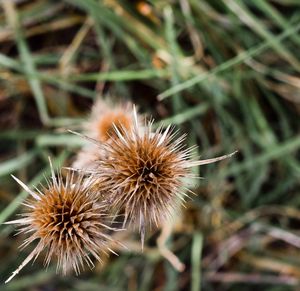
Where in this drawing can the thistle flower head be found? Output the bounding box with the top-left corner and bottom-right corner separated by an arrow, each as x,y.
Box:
5,162 -> 118,283
91,109 -> 218,245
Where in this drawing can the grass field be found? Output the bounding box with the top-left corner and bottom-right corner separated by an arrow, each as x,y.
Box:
1,0 -> 300,290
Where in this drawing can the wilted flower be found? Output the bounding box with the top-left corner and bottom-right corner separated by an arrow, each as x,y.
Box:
5,161 -> 119,283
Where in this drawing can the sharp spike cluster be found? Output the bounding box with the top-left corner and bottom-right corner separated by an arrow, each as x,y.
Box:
88,106 -> 236,245
6,170 -> 119,283
6,98 -> 236,283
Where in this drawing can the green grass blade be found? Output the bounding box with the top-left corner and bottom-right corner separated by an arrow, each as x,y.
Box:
158,21 -> 300,100
191,232 -> 203,291
0,150 -> 37,177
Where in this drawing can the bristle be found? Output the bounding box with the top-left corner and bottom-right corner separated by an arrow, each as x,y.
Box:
6,167 -> 120,282
11,175 -> 41,201
187,150 -> 238,167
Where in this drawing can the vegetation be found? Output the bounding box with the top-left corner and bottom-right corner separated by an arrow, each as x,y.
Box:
0,0 -> 300,290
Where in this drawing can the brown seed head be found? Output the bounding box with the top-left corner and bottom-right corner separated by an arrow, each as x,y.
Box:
88,99 -> 136,142
94,109 -> 237,245
96,110 -> 134,142
97,110 -> 194,244
72,99 -> 140,171
5,163 -> 118,283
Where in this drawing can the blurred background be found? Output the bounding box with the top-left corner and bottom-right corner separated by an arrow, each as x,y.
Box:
1,0 -> 300,290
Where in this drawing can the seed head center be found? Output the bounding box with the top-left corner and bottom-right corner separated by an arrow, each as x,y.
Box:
138,160 -> 159,183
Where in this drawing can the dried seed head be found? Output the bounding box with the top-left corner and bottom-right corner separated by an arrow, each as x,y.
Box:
72,99 -> 141,171
95,109 -> 236,245
87,99 -> 137,142
94,110 -> 192,244
102,127 -> 189,239
5,163 -> 118,283
96,109 -> 134,142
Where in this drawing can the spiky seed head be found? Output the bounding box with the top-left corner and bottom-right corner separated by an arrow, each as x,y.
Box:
72,99 -> 141,171
5,164 -> 119,283
94,111 -> 194,244
96,110 -> 134,142
94,110 -> 237,245
87,99 -> 137,142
